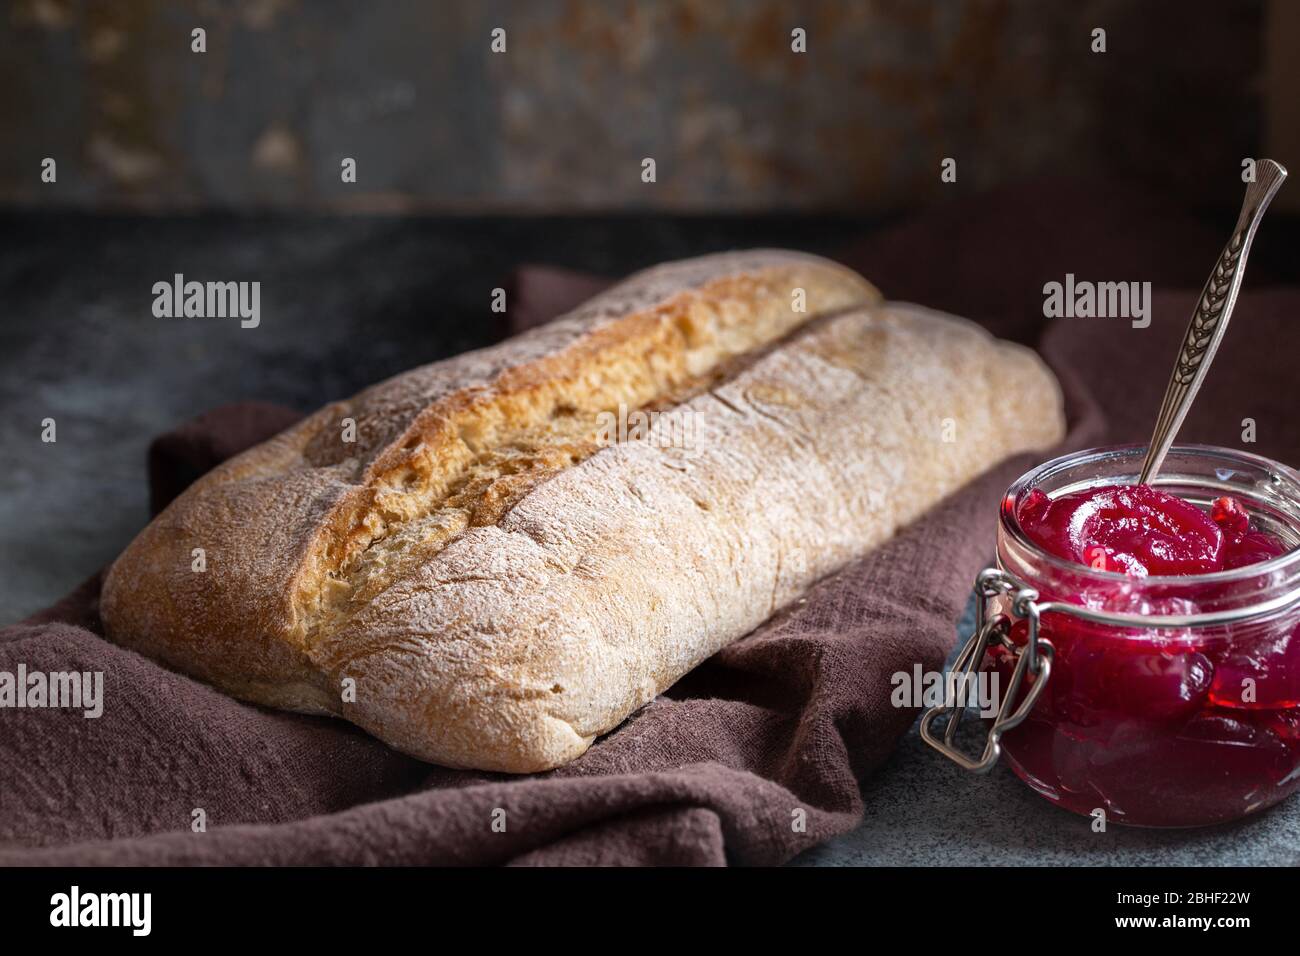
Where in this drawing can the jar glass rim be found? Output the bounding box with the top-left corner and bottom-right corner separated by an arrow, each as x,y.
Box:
999,443 -> 1300,588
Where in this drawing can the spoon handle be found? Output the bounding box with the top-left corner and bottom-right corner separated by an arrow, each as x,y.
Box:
1137,159 -> 1288,485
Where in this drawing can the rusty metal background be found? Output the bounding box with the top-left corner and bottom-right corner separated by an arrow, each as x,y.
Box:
0,0 -> 1265,212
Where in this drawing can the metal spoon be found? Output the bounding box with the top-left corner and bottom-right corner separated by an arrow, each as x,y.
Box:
1137,159 -> 1288,485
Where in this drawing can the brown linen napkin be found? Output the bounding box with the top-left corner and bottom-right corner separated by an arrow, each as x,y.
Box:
1,183 -> 1281,865
2,409 -> 1075,865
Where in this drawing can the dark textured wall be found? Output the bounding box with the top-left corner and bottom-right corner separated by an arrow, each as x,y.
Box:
0,0 -> 1267,211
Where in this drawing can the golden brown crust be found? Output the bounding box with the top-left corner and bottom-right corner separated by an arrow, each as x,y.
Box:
100,251 -> 1065,772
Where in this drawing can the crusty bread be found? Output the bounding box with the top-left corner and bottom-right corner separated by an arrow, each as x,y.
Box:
101,250 -> 1064,772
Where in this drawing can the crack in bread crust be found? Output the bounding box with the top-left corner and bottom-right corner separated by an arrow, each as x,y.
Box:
293,263 -> 877,647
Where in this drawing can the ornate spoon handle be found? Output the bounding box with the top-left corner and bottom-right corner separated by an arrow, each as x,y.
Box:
1137,159 -> 1288,485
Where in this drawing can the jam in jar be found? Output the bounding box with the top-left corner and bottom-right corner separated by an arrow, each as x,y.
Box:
982,445 -> 1300,827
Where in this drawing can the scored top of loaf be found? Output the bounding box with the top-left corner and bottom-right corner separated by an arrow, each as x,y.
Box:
101,250 -> 881,717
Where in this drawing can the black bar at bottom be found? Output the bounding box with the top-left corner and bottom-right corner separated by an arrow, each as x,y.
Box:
0,865 -> 1280,940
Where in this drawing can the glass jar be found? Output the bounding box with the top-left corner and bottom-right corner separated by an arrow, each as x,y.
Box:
921,444 -> 1300,827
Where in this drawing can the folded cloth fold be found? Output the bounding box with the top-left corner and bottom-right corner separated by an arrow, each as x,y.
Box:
4,180 -> 1292,865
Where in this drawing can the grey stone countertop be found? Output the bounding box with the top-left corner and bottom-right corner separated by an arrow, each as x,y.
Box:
5,212 -> 1297,866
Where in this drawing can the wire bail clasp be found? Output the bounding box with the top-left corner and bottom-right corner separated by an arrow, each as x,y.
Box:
918,568 -> 1054,772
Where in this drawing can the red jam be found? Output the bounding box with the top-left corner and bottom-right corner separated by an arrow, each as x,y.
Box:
988,483 -> 1300,827
1018,484 -> 1284,576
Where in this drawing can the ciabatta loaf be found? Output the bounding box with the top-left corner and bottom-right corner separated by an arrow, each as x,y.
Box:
101,251 -> 1064,772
